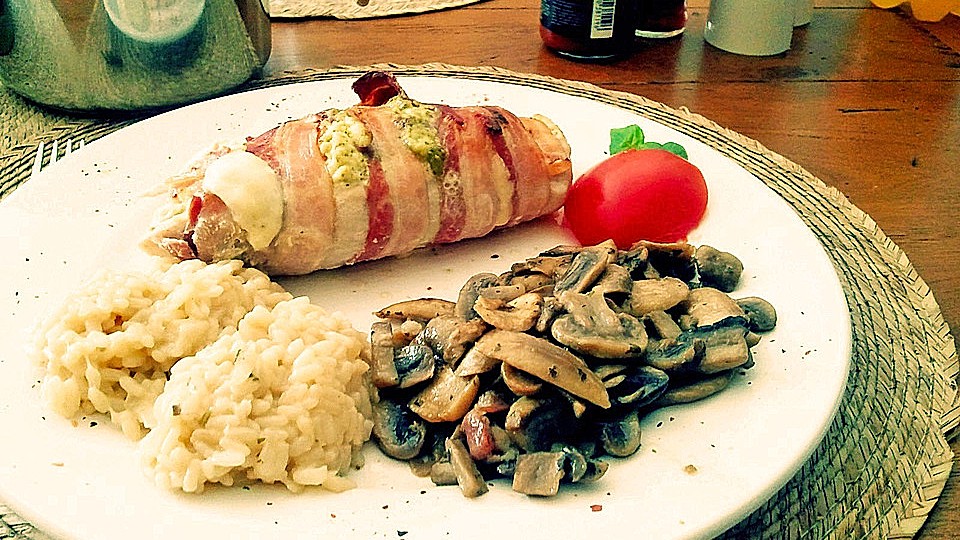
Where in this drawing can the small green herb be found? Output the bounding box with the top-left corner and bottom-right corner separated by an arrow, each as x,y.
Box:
609,125 -> 688,159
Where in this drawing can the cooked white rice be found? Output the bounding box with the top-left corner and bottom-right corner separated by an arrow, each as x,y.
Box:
33,259 -> 291,439
139,297 -> 373,493
32,259 -> 375,494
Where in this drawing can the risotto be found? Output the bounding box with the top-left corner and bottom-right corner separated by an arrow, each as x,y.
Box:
140,297 -> 373,493
32,259 -> 374,493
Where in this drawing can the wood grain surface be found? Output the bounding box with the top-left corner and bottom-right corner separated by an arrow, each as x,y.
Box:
263,1 -> 960,537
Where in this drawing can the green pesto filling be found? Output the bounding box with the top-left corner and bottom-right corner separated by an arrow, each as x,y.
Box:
386,95 -> 445,177
317,109 -> 371,187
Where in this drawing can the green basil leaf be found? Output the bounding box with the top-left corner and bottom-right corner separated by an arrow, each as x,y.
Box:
609,124 -> 688,159
660,142 -> 688,159
609,125 -> 645,155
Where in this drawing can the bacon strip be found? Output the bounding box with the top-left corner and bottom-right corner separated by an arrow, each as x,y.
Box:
256,115 -> 337,275
447,107 -> 511,239
433,106 -> 468,244
359,159 -> 395,261
352,105 -> 438,259
483,106 -> 553,226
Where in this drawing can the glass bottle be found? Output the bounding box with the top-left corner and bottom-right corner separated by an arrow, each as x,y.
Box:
540,0 -> 636,60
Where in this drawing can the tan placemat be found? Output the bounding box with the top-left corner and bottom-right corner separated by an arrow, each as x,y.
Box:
1,64 -> 957,540
269,0 -> 486,19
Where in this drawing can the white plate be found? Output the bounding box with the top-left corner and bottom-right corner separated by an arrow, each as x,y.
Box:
0,75 -> 850,540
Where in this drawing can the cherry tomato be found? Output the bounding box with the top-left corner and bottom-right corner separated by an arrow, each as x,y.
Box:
562,148 -> 708,248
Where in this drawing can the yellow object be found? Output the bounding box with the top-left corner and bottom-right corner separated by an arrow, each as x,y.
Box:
872,0 -> 960,21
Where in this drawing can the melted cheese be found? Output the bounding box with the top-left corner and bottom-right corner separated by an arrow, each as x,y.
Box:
202,151 -> 283,251
317,111 -> 371,186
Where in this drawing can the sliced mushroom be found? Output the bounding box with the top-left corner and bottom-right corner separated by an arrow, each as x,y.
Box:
554,445 -> 589,483
408,431 -> 448,477
593,263 -> 634,300
505,273 -> 555,295
551,291 -> 647,359
370,319 -> 416,348
478,283 -> 525,302
475,329 -> 611,408
737,296 -> 778,332
644,336 -> 704,372
606,365 -> 670,409
696,245 -> 743,293
474,389 -> 513,414
501,362 -> 544,396
654,370 -> 735,406
454,346 -> 500,377
375,298 -> 456,322
598,409 -> 642,457
473,292 -> 543,332
579,459 -> 609,483
644,310 -> 682,340
417,314 -> 488,364
616,243 -> 649,277
505,396 -> 577,452
446,436 -> 489,498
511,253 -> 575,278
594,363 -> 628,381
627,277 -> 690,316
369,322 -> 400,388
393,343 -> 437,389
409,366 -> 481,423
679,287 -> 746,328
638,241 -> 697,282
697,323 -> 751,373
534,295 -> 564,334
512,451 -> 565,496
371,399 -> 427,460
553,240 -> 617,295
539,244 -> 586,257
429,460 -> 458,486
455,273 -> 499,320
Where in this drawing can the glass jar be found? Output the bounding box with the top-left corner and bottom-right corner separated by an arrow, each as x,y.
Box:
540,0 -> 636,61
635,0 -> 687,39
0,0 -> 271,112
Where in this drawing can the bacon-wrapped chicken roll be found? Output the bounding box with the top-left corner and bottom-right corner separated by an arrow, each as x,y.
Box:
146,71 -> 572,275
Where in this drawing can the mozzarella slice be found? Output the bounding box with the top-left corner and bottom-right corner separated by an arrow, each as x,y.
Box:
202,151 -> 283,251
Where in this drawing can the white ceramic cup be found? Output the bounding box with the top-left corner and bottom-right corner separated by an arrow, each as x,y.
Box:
704,0 -> 794,56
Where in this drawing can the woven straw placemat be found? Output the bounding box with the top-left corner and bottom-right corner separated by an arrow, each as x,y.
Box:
269,0 -> 486,19
1,64 -> 958,540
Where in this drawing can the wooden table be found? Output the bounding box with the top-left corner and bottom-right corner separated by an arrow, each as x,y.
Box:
263,0 -> 960,537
